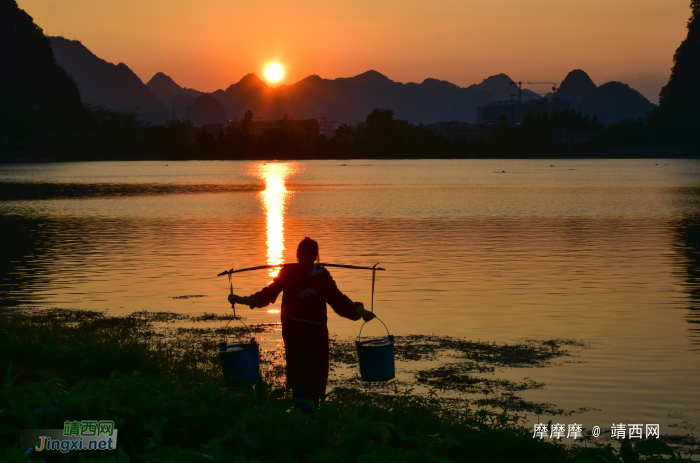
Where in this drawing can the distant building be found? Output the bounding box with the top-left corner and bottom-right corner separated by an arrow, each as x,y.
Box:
477,98 -> 571,126
229,117 -> 338,138
202,123 -> 224,135
317,118 -> 338,138
185,123 -> 224,140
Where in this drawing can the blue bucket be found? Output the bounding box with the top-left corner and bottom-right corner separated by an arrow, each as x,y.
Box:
355,318 -> 395,382
218,341 -> 260,386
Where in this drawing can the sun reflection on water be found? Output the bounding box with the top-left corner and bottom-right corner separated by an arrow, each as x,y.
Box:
251,162 -> 300,278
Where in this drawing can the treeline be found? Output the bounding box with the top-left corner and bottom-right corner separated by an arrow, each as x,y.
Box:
0,106 -> 458,160
2,99 -> 700,160
3,103 -> 697,160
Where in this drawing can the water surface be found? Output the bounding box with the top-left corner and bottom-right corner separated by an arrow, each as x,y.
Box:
1,159 -> 699,436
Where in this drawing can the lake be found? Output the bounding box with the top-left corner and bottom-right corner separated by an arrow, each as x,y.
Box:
1,159 -> 699,438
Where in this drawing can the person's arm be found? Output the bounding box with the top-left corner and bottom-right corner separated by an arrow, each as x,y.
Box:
321,272 -> 376,322
227,267 -> 287,309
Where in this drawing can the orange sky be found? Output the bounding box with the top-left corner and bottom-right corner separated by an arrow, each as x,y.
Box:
18,0 -> 692,103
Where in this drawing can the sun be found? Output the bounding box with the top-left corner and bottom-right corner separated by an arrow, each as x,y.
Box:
264,63 -> 284,83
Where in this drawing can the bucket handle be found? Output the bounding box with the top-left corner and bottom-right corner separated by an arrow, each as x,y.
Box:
223,270 -> 255,345
357,262 -> 391,342
357,316 -> 392,342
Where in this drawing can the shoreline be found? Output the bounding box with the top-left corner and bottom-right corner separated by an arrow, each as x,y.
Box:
0,149 -> 693,164
0,305 -> 583,414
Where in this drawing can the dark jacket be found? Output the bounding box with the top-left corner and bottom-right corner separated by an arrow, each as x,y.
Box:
252,263 -> 361,396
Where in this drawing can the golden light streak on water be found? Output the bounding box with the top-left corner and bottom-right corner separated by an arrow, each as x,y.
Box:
252,162 -> 300,278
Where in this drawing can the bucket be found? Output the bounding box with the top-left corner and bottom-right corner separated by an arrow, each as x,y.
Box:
355,318 -> 395,382
218,340 -> 260,386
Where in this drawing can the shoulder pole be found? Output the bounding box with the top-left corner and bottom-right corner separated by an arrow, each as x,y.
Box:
217,263 -> 386,277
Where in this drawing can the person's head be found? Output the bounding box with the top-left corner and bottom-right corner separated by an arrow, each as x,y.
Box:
297,237 -> 320,264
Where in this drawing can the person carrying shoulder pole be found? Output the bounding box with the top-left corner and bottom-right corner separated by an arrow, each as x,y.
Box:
228,237 -> 376,413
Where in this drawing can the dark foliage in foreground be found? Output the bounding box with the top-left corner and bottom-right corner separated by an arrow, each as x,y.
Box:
0,368 -> 575,463
0,309 -> 692,462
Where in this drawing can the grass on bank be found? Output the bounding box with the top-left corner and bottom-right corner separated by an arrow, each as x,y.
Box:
0,308 -> 689,463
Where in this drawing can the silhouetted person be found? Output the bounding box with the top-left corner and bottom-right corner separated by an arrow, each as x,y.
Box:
228,237 -> 375,412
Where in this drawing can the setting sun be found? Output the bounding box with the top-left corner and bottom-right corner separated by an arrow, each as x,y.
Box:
264,63 -> 284,82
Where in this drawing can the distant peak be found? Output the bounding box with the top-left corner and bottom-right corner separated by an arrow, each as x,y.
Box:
561,69 -> 596,86
301,74 -> 323,82
359,70 -> 386,77
148,72 -> 178,87
597,81 -> 633,91
238,73 -> 264,84
594,81 -> 655,105
348,70 -> 392,83
225,73 -> 268,93
558,69 -> 597,101
480,73 -> 515,85
419,77 -> 461,90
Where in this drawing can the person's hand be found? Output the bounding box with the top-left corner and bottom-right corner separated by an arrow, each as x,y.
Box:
228,294 -> 256,307
356,303 -> 376,322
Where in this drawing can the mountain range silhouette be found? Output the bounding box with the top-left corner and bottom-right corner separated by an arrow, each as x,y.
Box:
49,38 -> 656,127
147,71 -> 202,120
50,37 -> 171,124
165,71 -> 543,125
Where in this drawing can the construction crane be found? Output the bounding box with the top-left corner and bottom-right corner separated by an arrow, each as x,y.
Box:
509,81 -> 560,103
